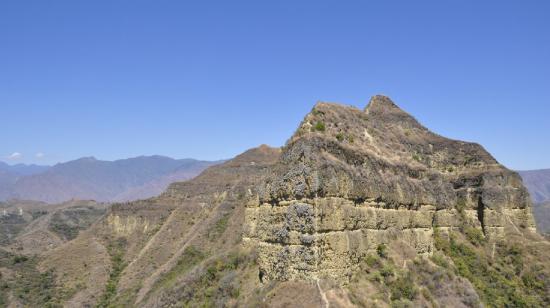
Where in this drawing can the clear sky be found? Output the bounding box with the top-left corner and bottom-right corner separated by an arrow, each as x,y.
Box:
1,1 -> 548,170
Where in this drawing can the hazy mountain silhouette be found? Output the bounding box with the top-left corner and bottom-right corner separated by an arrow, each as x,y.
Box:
0,156 -> 221,203
518,169 -> 550,203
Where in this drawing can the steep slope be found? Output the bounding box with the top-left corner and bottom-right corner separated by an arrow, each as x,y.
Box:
20,96 -> 549,308
519,169 -> 550,203
0,200 -> 107,307
0,200 -> 107,254
40,145 -> 283,307
0,200 -> 48,246
10,156 -> 220,203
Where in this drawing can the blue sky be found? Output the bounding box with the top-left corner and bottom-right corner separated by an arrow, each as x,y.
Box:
1,1 -> 548,170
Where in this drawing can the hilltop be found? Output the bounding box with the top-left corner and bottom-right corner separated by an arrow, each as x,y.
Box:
1,96 -> 548,308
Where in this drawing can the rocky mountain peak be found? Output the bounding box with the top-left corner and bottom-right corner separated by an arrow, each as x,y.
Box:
246,96 -> 537,286
365,94 -> 426,130
364,94 -> 398,112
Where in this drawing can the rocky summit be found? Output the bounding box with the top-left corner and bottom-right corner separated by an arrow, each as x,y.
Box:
244,95 -> 536,284
1,96 -> 548,308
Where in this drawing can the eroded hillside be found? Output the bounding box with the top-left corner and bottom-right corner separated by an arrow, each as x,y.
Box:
5,96 -> 549,308
0,200 -> 107,307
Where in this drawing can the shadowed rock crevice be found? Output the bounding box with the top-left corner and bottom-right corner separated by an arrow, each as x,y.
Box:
477,196 -> 486,235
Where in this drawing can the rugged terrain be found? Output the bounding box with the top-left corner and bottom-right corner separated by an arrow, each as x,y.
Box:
244,96 -> 538,287
0,200 -> 107,306
1,96 -> 549,308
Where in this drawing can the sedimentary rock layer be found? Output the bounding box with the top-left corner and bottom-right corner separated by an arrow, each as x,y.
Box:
245,96 -> 536,284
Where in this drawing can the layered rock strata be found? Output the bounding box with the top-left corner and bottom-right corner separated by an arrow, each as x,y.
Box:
244,95 -> 536,284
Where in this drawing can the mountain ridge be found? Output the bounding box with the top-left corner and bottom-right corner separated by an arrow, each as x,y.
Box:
518,168 -> 550,203
0,156 -> 222,203
2,95 -> 548,308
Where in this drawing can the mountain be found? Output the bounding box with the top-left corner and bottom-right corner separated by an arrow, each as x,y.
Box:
0,170 -> 17,200
3,156 -> 221,203
532,201 -> 550,234
518,169 -> 550,203
518,169 -> 550,234
2,96 -> 549,307
0,162 -> 50,176
0,162 -> 51,200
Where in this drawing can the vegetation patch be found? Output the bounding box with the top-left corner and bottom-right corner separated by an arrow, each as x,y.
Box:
155,246 -> 206,291
49,206 -> 105,241
349,249 -> 421,306
313,121 -> 326,132
97,238 -> 128,308
151,248 -> 258,307
335,132 -> 354,143
434,231 -> 549,307
208,212 -> 231,240
0,249 -> 59,307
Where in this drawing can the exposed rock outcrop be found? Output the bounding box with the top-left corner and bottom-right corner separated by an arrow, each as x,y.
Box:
244,95 -> 536,284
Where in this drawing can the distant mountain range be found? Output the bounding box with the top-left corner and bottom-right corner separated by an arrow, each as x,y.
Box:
518,169 -> 550,234
0,162 -> 50,176
518,169 -> 550,203
0,156 -> 221,203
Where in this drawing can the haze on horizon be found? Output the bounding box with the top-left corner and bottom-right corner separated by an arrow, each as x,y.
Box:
1,1 -> 549,170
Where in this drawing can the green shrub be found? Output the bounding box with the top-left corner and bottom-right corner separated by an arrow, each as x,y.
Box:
311,108 -> 323,116
364,254 -> 380,268
464,227 -> 485,246
380,264 -> 394,279
314,121 -> 326,132
336,133 -> 344,141
377,244 -> 388,258
390,273 -> 417,301
12,255 -> 28,264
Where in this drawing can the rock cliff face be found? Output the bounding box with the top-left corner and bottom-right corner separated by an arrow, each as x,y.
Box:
244,96 -> 536,284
